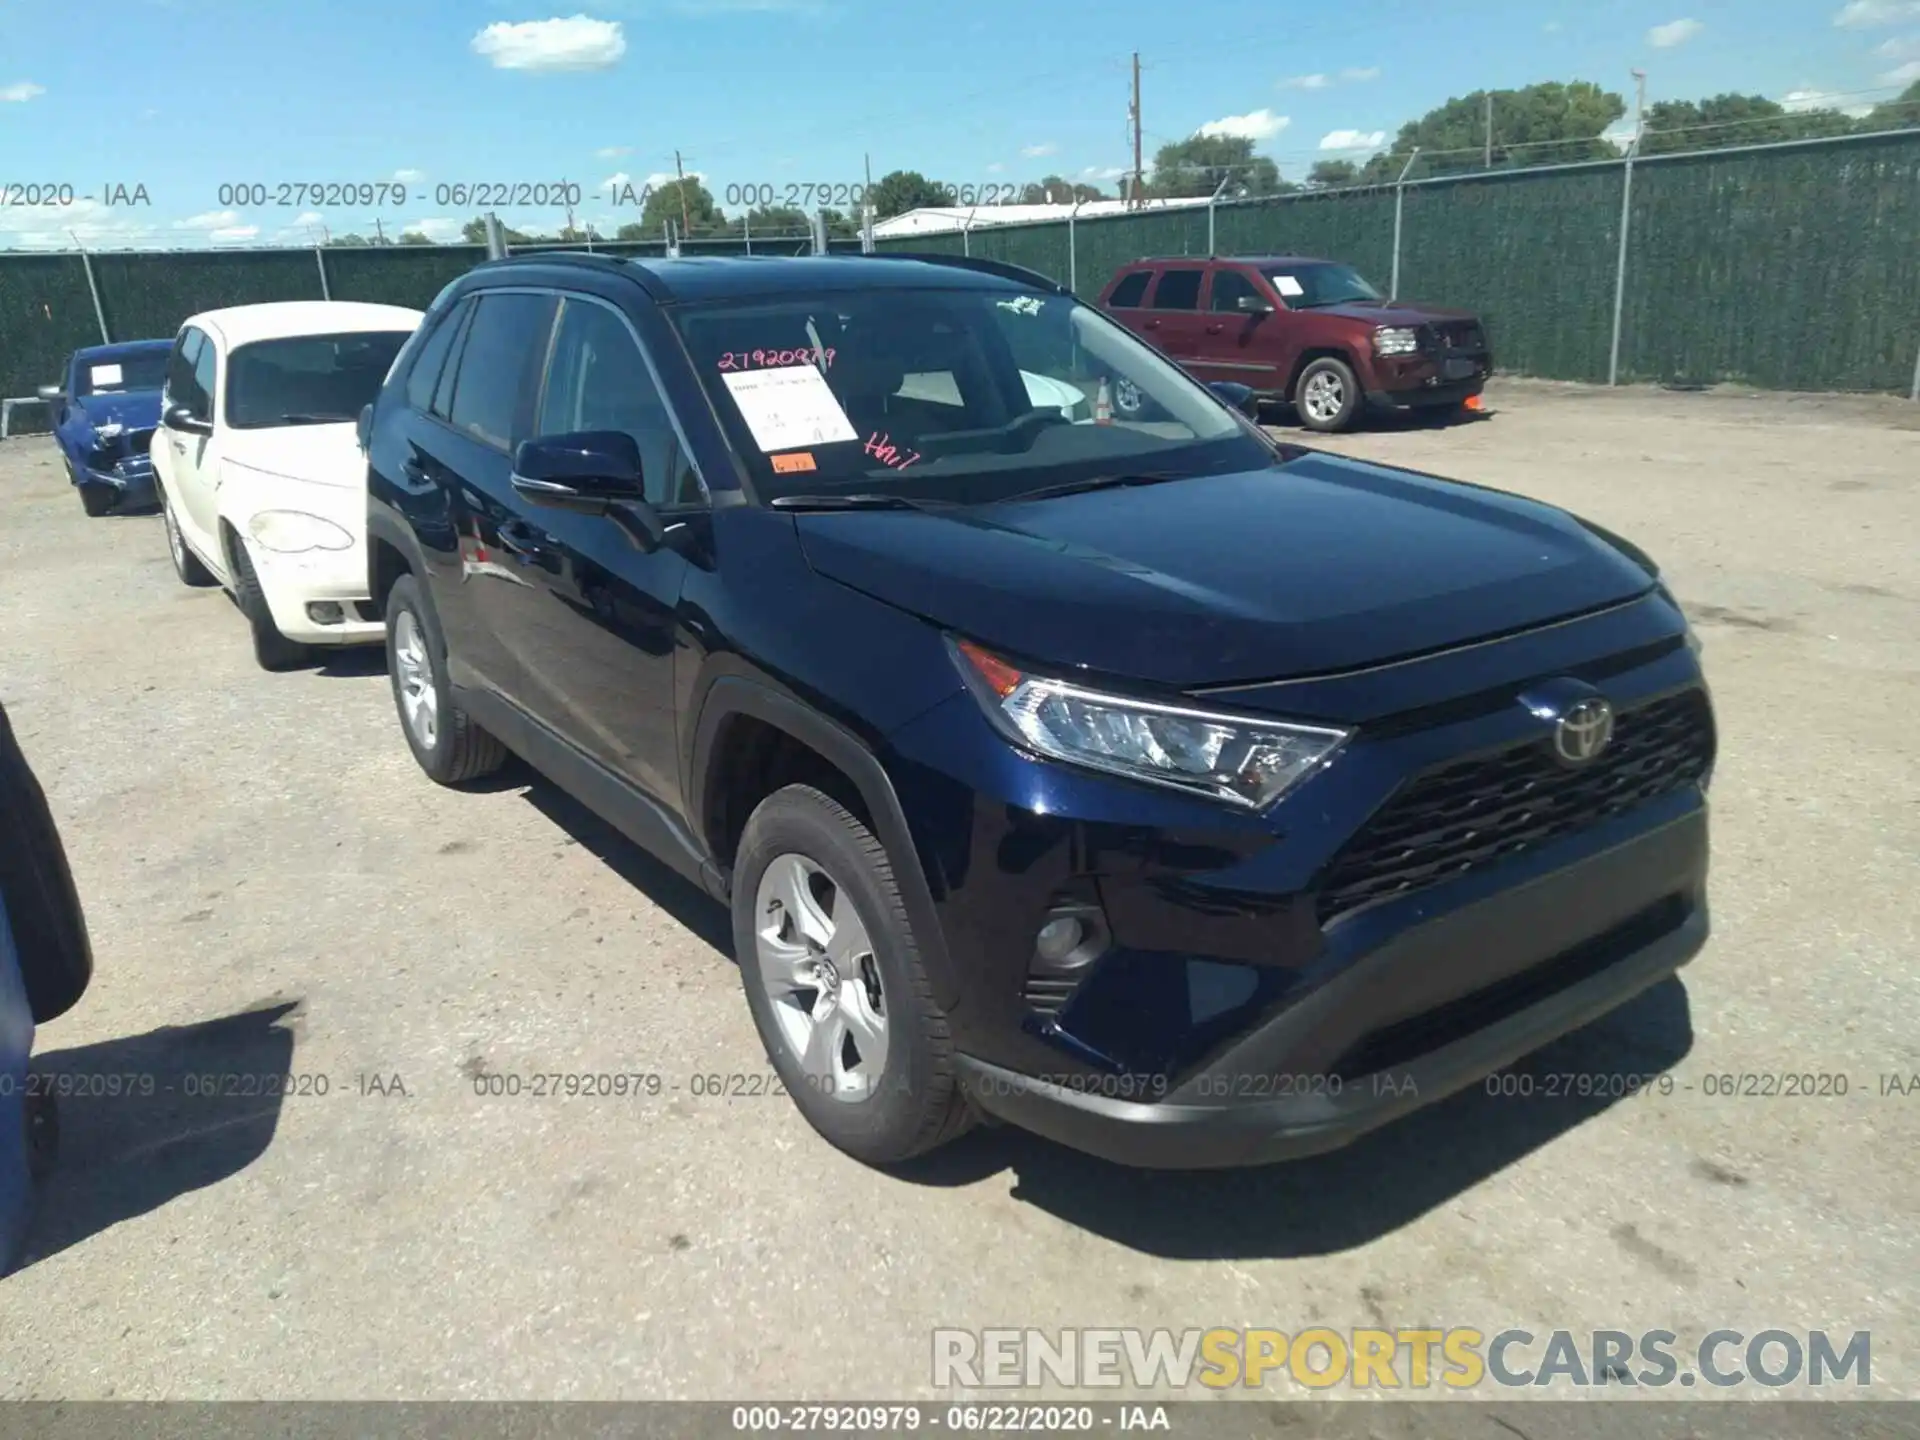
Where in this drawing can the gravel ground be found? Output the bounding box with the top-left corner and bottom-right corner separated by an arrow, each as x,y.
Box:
0,378 -> 1915,1405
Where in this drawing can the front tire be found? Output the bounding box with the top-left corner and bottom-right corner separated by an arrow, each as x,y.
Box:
733,784 -> 974,1167
229,537 -> 311,672
1294,356 -> 1362,433
384,574 -> 507,786
160,489 -> 217,587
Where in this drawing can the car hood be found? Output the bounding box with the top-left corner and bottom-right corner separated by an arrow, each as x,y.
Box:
1303,299 -> 1479,327
74,391 -> 162,431
219,423 -> 367,489
794,453 -> 1655,689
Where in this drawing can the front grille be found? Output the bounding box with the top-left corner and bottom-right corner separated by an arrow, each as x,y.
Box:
1316,690 -> 1713,924
1431,320 -> 1485,352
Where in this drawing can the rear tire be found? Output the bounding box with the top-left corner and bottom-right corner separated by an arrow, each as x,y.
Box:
160,489 -> 217,587
733,784 -> 975,1167
384,573 -> 507,786
229,537 -> 311,672
1294,356 -> 1362,433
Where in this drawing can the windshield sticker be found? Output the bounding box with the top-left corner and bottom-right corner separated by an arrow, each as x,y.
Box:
771,451 -> 817,474
863,432 -> 922,471
717,347 -> 835,372
1273,275 -> 1305,298
722,365 -> 859,452
89,363 -> 125,387
996,296 -> 1044,317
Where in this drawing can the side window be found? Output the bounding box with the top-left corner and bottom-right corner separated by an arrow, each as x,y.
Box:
164,328 -> 203,409
431,299 -> 475,422
446,292 -> 553,450
1148,269 -> 1203,310
1209,271 -> 1262,312
405,298 -> 467,414
535,297 -> 682,506
1107,270 -> 1151,308
188,335 -> 218,421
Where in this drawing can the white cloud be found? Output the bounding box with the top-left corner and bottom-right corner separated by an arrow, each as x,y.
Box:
1084,165 -> 1127,179
1196,108 -> 1289,141
1884,56 -> 1920,82
1648,17 -> 1703,46
601,172 -> 632,191
1876,32 -> 1920,53
403,217 -> 466,243
392,168 -> 425,183
1,80 -> 45,102
596,145 -> 632,158
1021,141 -> 1058,157
1340,66 -> 1381,82
293,210 -> 325,227
209,224 -> 261,243
176,209 -> 242,231
1782,87 -> 1877,116
1279,73 -> 1331,90
471,16 -> 626,71
1319,129 -> 1386,150
986,162 -> 1004,173
1601,118 -> 1639,152
641,169 -> 702,189
1834,0 -> 1920,24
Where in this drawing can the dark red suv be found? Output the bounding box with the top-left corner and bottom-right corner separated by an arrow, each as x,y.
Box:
1097,255 -> 1493,433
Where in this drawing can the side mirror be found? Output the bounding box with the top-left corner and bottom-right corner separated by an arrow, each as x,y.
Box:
1236,294 -> 1275,315
163,402 -> 213,437
356,403 -> 374,453
1208,381 -> 1260,421
512,431 -> 665,550
36,383 -> 63,403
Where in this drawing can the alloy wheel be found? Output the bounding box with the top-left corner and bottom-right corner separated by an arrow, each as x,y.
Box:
1303,371 -> 1345,424
753,852 -> 889,1102
392,608 -> 439,752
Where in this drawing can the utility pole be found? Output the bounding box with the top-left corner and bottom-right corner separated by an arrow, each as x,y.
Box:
374,217 -> 386,246
1130,51 -> 1143,209
1483,92 -> 1494,169
564,190 -> 579,241
675,150 -> 693,241
1632,68 -> 1649,144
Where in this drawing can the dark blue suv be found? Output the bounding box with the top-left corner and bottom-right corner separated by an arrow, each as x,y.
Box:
362,252 -> 1713,1170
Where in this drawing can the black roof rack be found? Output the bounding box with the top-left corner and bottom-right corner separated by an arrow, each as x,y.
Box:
473,249 -> 670,300
857,252 -> 1071,295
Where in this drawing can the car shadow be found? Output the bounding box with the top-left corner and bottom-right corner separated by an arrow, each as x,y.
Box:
311,647 -> 390,680
9,1001 -> 299,1274
1263,403 -> 1490,437
517,777 -> 736,960
894,977 -> 1694,1257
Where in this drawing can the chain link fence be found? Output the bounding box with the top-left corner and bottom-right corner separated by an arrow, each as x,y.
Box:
4,129 -> 1918,425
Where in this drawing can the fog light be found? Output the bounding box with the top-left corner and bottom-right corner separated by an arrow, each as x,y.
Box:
1036,916 -> 1084,964
306,601 -> 345,624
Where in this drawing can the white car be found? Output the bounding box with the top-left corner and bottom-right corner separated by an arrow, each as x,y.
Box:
151,301 -> 424,669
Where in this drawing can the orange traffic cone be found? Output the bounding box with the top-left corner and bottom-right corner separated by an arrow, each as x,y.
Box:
1095,377 -> 1113,425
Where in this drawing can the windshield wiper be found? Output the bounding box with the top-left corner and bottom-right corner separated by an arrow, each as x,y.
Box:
768,492 -> 956,512
999,471 -> 1190,504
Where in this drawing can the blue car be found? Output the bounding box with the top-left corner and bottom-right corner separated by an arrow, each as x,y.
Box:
39,340 -> 173,516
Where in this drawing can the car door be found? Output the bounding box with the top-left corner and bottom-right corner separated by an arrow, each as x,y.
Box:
1101,267 -> 1154,342
488,292 -> 696,812
1194,267 -> 1285,389
1137,265 -> 1207,364
158,327 -> 224,571
404,290 -> 553,699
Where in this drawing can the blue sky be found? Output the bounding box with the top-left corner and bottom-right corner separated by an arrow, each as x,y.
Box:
2,0 -> 1916,248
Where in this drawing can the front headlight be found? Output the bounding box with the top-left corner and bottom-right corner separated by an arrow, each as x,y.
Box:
952,638 -> 1349,810
1372,326 -> 1420,356
247,510 -> 354,554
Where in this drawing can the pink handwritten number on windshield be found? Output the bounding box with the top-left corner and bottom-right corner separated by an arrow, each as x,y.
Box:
864,432 -> 921,471
717,348 -> 834,372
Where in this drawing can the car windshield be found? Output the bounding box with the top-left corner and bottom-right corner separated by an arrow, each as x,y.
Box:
1266,262 -> 1384,309
670,285 -> 1275,504
74,351 -> 169,396
225,330 -> 413,430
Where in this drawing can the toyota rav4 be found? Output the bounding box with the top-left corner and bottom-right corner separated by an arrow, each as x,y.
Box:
362,252 -> 1712,1170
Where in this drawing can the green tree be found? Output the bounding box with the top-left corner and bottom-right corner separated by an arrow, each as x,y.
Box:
1859,79 -> 1920,131
326,233 -> 371,247
641,178 -> 722,238
1363,80 -> 1625,179
1147,133 -> 1287,199
459,216 -> 540,245
1306,159 -> 1360,188
868,169 -> 956,218
741,204 -> 810,235
612,221 -> 652,241
1640,93 -> 1856,154
396,231 -> 435,246
1016,175 -> 1105,204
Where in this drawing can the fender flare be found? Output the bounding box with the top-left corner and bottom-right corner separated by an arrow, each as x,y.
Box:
690,677 -> 961,1012
365,507 -> 431,602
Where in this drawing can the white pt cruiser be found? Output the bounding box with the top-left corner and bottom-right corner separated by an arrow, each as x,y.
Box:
152,301 -> 424,669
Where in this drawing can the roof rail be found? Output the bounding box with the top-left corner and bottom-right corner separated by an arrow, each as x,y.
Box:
858,251 -> 1072,295
472,249 -> 670,301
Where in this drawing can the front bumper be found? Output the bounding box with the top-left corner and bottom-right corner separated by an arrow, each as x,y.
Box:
75,459 -> 157,510
249,541 -> 384,646
958,812 -> 1706,1169
1366,351 -> 1493,409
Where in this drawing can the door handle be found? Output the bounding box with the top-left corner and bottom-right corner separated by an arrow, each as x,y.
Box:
401,459 -> 428,484
496,520 -> 546,559
1204,323 -> 1224,334
1144,319 -> 1161,329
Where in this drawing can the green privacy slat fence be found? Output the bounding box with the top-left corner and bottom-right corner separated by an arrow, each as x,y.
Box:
1621,133 -> 1920,391
4,131 -> 1917,410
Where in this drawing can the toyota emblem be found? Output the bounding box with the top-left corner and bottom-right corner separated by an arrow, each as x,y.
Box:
1554,697 -> 1615,764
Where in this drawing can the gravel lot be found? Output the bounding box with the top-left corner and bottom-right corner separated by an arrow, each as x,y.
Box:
1,379 -> 1915,1403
